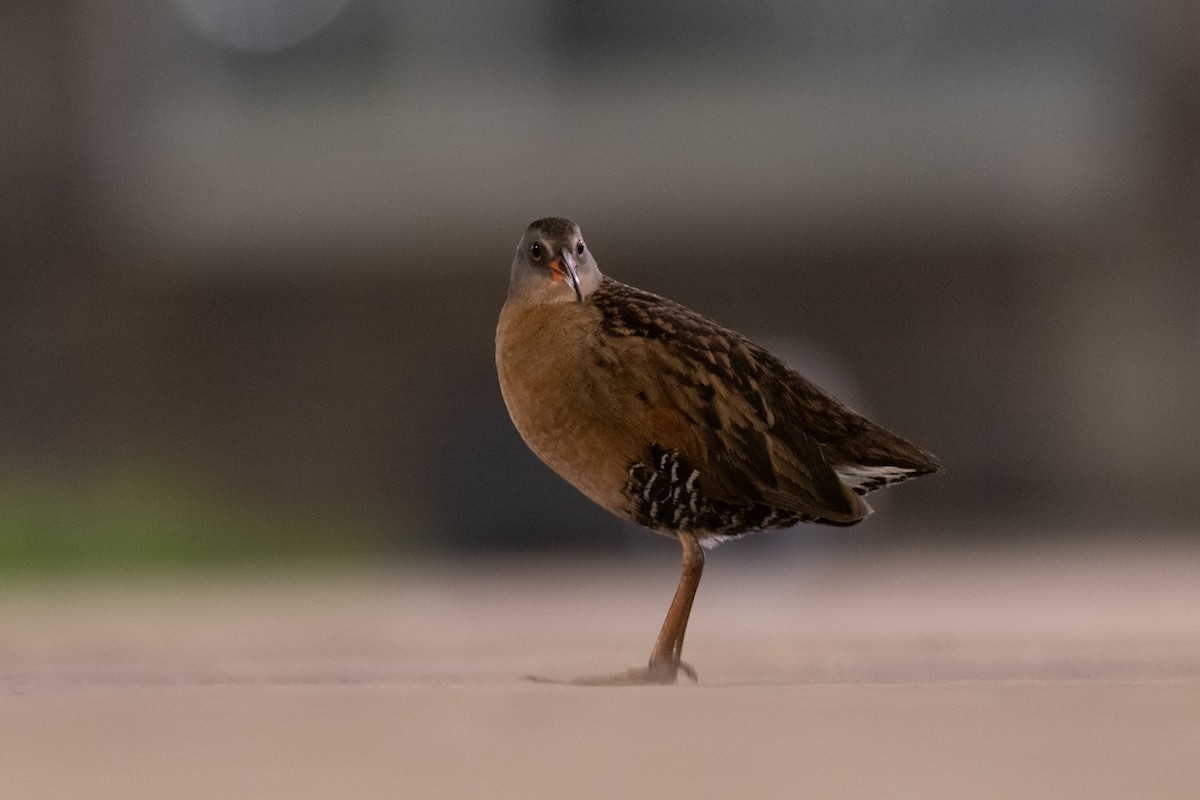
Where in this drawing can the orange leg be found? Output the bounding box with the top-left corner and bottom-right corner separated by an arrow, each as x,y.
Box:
527,531 -> 705,686
644,531 -> 705,681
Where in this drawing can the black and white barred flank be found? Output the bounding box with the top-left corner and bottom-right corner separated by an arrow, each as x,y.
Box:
624,444 -> 813,540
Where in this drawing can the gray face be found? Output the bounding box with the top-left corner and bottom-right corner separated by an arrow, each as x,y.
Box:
508,217 -> 603,305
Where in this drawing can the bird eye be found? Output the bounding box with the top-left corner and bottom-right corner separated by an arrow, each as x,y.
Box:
530,242 -> 543,260
576,241 -> 585,256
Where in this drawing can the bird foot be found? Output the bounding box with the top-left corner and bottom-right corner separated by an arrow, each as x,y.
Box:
524,660 -> 697,686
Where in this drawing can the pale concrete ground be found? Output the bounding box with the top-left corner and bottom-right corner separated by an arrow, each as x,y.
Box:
2,537 -> 1199,799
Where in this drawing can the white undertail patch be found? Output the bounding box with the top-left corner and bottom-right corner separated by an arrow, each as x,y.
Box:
698,534 -> 735,550
834,464 -> 919,495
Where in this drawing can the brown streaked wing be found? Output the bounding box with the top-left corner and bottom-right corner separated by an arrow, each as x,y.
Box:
592,278 -> 868,523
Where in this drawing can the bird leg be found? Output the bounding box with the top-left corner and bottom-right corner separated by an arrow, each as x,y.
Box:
528,531 -> 705,686
645,531 -> 704,682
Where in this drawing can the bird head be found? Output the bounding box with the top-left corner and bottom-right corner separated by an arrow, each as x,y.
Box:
508,217 -> 602,305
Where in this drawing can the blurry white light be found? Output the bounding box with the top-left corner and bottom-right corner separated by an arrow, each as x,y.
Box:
172,0 -> 352,53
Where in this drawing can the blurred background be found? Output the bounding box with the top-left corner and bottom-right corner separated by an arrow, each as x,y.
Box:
2,0 -> 1198,573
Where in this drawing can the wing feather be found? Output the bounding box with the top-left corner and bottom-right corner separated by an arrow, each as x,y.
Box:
594,278 -> 875,523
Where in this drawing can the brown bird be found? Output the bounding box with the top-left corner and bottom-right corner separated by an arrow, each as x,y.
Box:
496,217 -> 940,685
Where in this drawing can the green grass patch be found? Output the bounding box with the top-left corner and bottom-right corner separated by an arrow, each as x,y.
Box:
0,465 -> 404,575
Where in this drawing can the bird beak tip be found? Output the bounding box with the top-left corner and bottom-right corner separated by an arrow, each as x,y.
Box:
559,251 -> 583,303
